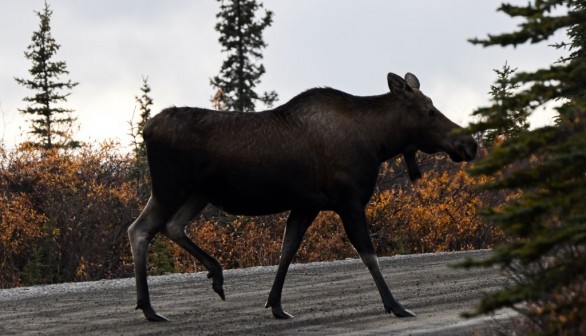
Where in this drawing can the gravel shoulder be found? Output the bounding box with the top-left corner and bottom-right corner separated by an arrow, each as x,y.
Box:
0,250 -> 514,335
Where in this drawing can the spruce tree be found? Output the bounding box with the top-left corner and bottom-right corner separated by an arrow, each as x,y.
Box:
130,76 -> 153,159
210,0 -> 278,112
129,76 -> 154,198
461,1 -> 586,334
467,62 -> 530,147
15,1 -> 79,149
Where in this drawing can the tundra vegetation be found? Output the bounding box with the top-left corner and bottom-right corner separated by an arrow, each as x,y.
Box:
1,1 -> 503,293
7,0 -> 584,333
0,141 -> 502,289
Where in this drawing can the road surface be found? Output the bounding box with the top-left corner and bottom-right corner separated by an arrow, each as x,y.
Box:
0,250 -> 514,335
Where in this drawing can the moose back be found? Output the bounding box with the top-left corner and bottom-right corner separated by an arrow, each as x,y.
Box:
128,72 -> 478,321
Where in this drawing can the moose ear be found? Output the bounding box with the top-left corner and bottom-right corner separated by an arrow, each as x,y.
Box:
388,72 -> 413,98
404,73 -> 420,90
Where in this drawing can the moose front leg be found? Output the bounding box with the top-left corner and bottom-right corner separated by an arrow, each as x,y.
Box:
338,204 -> 415,318
266,209 -> 319,319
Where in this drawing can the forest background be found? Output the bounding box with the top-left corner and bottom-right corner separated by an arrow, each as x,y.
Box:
0,0 -> 505,289
2,1 -> 585,334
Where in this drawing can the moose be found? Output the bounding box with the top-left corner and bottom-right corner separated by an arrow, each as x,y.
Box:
128,72 -> 477,322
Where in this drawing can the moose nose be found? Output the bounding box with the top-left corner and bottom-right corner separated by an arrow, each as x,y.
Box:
452,135 -> 477,162
461,136 -> 478,162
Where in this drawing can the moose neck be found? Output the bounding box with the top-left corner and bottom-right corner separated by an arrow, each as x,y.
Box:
351,93 -> 414,163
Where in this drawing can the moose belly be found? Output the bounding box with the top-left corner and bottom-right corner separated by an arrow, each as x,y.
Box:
209,194 -> 291,216
198,168 -> 321,216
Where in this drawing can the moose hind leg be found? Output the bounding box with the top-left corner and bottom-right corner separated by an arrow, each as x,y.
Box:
266,209 -> 319,319
161,195 -> 225,301
128,197 -> 169,322
338,205 -> 415,318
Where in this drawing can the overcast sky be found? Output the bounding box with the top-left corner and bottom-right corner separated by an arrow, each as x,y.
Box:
0,1 -> 567,149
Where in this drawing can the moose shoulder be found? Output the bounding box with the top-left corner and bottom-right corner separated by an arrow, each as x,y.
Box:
128,72 -> 478,322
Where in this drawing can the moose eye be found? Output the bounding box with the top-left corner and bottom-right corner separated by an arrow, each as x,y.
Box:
428,109 -> 436,120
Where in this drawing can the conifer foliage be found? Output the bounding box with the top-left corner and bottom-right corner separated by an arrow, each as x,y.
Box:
129,76 -> 153,160
128,77 -> 154,199
15,1 -> 79,149
210,0 -> 278,111
467,62 -> 530,147
463,1 -> 586,334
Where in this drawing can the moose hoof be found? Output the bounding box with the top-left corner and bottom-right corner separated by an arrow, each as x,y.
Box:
392,308 -> 416,318
214,285 -> 226,301
140,306 -> 169,322
272,308 -> 294,319
265,302 -> 294,319
207,270 -> 225,300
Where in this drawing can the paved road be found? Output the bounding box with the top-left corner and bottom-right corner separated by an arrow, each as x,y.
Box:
0,250 -> 513,335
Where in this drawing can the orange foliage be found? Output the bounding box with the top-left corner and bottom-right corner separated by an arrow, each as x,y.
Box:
1,143 -> 505,288
171,159 -> 503,273
369,167 -> 504,254
171,212 -> 356,274
0,143 -> 140,287
517,277 -> 586,336
192,216 -> 284,269
0,193 -> 46,287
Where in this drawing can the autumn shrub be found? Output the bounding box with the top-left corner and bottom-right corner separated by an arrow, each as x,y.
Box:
193,215 -> 284,269
539,277 -> 586,335
371,167 -> 504,255
1,143 -> 505,288
299,212 -> 356,262
0,192 -> 46,287
0,143 -> 142,287
173,156 -> 505,273
171,211 -> 353,274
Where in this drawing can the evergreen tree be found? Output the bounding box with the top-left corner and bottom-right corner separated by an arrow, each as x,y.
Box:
210,0 -> 278,112
467,62 -> 530,147
129,76 -> 154,198
461,1 -> 586,334
130,76 -> 153,159
15,1 -> 79,149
